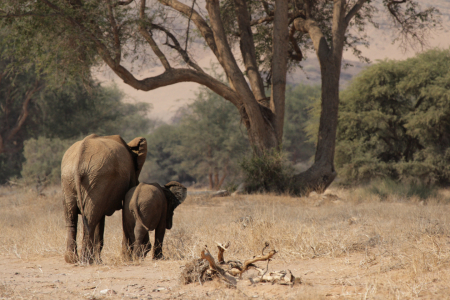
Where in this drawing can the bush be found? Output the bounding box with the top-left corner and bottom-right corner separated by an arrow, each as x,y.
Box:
21,137 -> 75,185
240,150 -> 294,194
337,49 -> 450,186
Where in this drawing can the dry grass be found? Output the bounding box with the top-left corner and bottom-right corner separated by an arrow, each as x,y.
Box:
1,184 -> 450,298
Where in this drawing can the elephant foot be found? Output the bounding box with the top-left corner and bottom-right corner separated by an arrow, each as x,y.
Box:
80,252 -> 94,265
94,257 -> 103,265
153,252 -> 164,260
64,251 -> 79,264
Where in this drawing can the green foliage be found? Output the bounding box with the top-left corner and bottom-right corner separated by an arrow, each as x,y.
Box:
283,84 -> 320,162
176,87 -> 248,188
35,82 -> 154,141
241,150 -> 294,194
21,137 -> 75,185
337,48 -> 450,185
141,86 -> 248,188
139,124 -> 191,185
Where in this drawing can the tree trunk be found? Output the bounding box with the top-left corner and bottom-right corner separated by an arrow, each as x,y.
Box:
292,60 -> 339,194
208,171 -> 214,190
240,104 -> 279,155
213,169 -> 219,190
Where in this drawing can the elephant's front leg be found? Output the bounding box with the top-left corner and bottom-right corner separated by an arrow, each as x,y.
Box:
153,222 -> 166,260
64,199 -> 79,264
93,215 -> 105,264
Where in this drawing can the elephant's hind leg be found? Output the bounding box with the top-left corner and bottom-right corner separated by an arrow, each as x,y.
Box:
93,216 -> 105,264
64,197 -> 79,264
141,231 -> 152,259
80,218 -> 97,264
153,222 -> 166,260
132,224 -> 150,261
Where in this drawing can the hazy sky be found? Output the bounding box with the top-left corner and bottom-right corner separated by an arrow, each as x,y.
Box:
94,3 -> 450,123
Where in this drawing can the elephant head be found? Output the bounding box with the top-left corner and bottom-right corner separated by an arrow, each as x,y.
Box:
127,137 -> 147,180
163,181 -> 187,230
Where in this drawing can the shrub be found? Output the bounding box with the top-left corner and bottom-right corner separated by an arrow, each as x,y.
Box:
240,150 -> 294,194
21,137 -> 75,185
337,49 -> 450,186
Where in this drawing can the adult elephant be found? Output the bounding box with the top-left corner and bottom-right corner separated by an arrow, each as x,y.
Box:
61,134 -> 147,264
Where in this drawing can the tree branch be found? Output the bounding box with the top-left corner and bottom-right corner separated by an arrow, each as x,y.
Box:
344,0 -> 369,25
288,26 -> 303,61
331,0 -> 347,62
270,0 -> 289,142
184,0 -> 196,51
234,0 -> 265,101
106,0 -> 122,64
250,15 -> 274,26
158,0 -> 219,58
139,0 -> 171,70
151,23 -> 202,73
115,66 -> 242,107
5,80 -> 44,143
293,18 -> 329,61
205,0 -> 254,100
114,0 -> 134,7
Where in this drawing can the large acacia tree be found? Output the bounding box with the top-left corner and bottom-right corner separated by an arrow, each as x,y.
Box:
0,0 -> 439,192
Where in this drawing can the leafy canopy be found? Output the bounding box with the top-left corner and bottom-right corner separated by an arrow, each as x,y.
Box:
336,48 -> 450,185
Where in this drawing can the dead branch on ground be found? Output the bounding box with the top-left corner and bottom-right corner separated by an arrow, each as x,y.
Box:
180,242 -> 300,288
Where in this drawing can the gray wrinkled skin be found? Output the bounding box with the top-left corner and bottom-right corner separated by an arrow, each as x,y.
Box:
122,181 -> 186,260
61,134 -> 147,264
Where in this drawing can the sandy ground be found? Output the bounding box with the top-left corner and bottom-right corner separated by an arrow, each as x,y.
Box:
3,187 -> 450,299
0,253 -> 372,299
2,250 -> 450,300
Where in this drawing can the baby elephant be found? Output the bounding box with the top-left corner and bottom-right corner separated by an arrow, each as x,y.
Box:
122,181 -> 187,260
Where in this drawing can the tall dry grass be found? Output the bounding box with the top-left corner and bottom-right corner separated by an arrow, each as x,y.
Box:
1,184 -> 450,297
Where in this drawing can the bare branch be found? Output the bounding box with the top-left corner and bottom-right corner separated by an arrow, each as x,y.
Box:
5,80 -> 44,142
288,26 -> 303,61
250,15 -> 274,26
234,0 -> 265,101
106,0 -> 121,64
184,0 -> 196,51
216,241 -> 230,264
114,0 -> 133,7
139,0 -> 171,70
158,0 -> 219,58
239,250 -> 277,278
386,0 -> 438,50
270,0 -> 289,142
261,1 -> 273,16
331,0 -> 347,61
344,0 -> 369,25
151,23 -> 202,72
205,0 -> 254,100
293,18 -> 330,62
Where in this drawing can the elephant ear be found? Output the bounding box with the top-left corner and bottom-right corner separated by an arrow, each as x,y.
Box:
127,137 -> 147,178
162,181 -> 187,230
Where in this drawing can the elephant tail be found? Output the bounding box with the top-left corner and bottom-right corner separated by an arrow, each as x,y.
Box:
131,186 -> 150,232
75,170 -> 90,234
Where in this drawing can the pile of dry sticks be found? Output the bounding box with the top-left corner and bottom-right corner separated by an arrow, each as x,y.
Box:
180,242 -> 301,287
